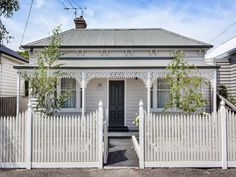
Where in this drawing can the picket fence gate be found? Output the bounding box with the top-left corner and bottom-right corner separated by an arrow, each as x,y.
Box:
0,100 -> 107,169
138,99 -> 236,169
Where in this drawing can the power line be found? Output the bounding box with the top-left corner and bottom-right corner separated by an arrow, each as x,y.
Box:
19,0 -> 34,49
209,21 -> 236,43
66,0 -> 74,8
71,0 -> 80,7
61,0 -> 70,14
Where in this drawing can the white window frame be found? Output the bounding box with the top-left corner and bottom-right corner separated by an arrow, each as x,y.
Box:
151,78 -> 205,113
151,79 -> 170,112
57,78 -> 82,112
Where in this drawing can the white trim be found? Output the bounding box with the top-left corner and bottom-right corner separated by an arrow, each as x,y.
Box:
32,162 -> 99,168
108,79 -> 126,127
227,161 -> 236,167
144,161 -> 221,168
106,78 -> 109,120
132,135 -> 140,159
81,72 -> 86,117
16,73 -> 20,115
124,78 -> 127,126
0,162 -> 28,168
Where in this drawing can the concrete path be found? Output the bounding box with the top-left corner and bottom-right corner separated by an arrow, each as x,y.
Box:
1,168 -> 236,177
105,138 -> 139,167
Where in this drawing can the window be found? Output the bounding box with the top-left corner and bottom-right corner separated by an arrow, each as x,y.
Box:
157,79 -> 170,108
150,78 -> 170,110
61,78 -> 77,109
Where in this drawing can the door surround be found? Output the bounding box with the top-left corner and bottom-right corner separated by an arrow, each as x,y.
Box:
107,78 -> 126,127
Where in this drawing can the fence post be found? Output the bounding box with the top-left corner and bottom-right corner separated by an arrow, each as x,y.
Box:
25,100 -> 32,169
16,73 -> 20,116
220,99 -> 228,169
139,100 -> 144,169
98,100 -> 103,169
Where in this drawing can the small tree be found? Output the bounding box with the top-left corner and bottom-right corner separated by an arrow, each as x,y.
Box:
0,0 -> 20,44
17,50 -> 29,59
24,27 -> 69,116
164,50 -> 207,113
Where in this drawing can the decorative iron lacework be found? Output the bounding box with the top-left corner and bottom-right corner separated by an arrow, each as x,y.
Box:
18,69 -> 215,88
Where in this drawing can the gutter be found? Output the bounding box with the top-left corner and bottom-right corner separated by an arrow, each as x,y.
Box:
14,65 -> 220,69
21,45 -> 213,49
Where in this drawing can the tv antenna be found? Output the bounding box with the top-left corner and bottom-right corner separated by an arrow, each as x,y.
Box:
64,7 -> 87,18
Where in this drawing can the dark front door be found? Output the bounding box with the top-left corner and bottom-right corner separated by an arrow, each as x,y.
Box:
109,81 -> 125,127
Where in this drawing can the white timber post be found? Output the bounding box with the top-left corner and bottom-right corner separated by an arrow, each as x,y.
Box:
16,73 -> 20,115
81,72 -> 86,117
220,99 -> 228,169
139,100 -> 144,169
212,70 -> 217,113
25,94 -> 32,169
147,72 -> 151,115
98,100 -> 104,169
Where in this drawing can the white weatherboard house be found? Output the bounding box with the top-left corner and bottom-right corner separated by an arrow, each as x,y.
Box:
2,17 -> 236,170
15,16 -> 218,131
0,45 -> 28,116
206,37 -> 236,99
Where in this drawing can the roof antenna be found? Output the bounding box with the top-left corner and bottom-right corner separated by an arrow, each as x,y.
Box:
64,7 -> 87,18
79,7 -> 87,17
64,7 -> 78,18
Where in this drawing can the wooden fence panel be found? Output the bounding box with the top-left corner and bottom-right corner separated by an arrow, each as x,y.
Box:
0,111 -> 26,163
0,97 -> 16,116
144,112 -> 222,167
31,111 -> 99,167
227,110 -> 236,163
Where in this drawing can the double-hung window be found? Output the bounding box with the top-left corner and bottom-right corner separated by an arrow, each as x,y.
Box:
151,78 -> 170,111
157,78 -> 170,109
59,78 -> 81,111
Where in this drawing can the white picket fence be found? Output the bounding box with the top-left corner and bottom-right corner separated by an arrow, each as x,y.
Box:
31,112 -> 99,168
138,99 -> 236,169
227,110 -> 236,166
0,101 -> 106,169
0,111 -> 26,167
144,113 -> 222,167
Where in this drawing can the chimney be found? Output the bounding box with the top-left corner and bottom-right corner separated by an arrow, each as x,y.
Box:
74,16 -> 87,29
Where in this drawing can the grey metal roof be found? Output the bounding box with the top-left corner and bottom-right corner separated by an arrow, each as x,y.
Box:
0,45 -> 28,63
22,28 -> 212,48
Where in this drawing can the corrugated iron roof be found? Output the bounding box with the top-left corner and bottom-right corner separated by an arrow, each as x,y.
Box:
22,28 -> 212,48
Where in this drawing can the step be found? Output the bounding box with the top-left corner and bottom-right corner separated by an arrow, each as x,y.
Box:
108,131 -> 139,138
108,126 -> 129,132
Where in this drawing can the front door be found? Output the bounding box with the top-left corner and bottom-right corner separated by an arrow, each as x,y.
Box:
109,81 -> 124,127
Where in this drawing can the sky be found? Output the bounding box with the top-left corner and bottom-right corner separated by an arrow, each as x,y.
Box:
2,0 -> 236,51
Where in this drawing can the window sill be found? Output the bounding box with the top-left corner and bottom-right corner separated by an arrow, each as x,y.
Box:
151,108 -> 182,113
57,108 -> 82,113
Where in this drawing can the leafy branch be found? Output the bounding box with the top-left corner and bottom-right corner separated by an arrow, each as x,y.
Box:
164,50 -> 208,113
24,26 -> 70,116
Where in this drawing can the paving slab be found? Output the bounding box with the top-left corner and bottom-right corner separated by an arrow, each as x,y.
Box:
106,138 -> 139,167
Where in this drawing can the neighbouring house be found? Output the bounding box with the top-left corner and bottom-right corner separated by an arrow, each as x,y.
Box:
14,16 -> 218,131
0,45 -> 28,116
206,37 -> 236,99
